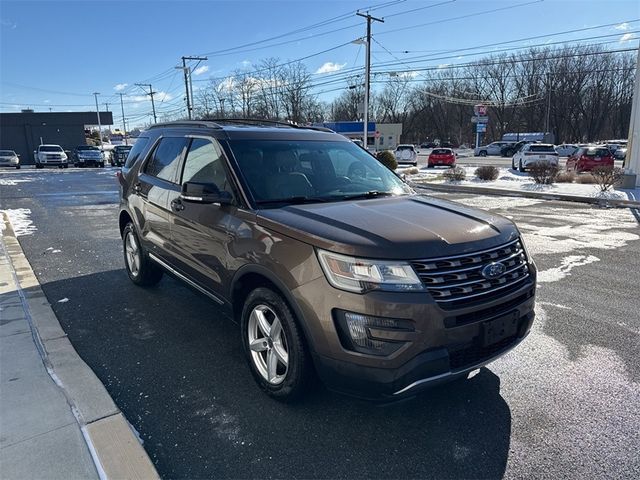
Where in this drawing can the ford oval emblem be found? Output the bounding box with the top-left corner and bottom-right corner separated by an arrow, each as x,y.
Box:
481,262 -> 506,279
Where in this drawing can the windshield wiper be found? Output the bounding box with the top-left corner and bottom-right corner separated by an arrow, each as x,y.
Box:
340,191 -> 396,201
255,196 -> 331,206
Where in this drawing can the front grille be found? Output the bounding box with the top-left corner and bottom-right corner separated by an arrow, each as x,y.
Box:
411,239 -> 530,309
449,335 -> 517,370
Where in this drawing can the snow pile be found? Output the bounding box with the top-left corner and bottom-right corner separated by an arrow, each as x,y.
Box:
0,178 -> 31,186
2,209 -> 37,236
407,166 -> 639,200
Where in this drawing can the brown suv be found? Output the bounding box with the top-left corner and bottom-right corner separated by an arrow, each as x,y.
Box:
118,120 -> 536,401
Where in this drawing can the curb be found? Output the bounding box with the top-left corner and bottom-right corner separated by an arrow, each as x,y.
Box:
1,213 -> 159,480
410,181 -> 640,208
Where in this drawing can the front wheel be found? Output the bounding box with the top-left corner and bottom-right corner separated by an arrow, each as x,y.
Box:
15,165 -> 20,169
122,223 -> 163,286
518,160 -> 525,172
35,163 -> 43,169
479,151 -> 487,157
99,162 -> 105,168
241,287 -> 311,401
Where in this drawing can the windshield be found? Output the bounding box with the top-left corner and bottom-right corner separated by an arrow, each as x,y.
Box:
77,146 -> 99,150
40,146 -> 63,152
396,145 -> 413,151
0,150 -> 15,155
229,139 -> 412,205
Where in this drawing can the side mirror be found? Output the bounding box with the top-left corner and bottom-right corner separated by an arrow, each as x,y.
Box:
181,181 -> 233,205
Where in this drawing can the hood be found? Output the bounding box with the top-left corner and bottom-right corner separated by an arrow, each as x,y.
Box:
257,195 -> 519,259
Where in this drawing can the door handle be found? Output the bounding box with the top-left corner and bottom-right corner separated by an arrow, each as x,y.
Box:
170,199 -> 185,212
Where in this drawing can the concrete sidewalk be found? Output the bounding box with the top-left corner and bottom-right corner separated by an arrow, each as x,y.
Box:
1,213 -> 159,479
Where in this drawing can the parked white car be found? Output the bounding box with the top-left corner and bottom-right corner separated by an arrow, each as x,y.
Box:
512,143 -> 559,172
34,144 -> 68,169
555,143 -> 578,157
474,141 -> 512,157
394,144 -> 418,166
0,149 -> 20,169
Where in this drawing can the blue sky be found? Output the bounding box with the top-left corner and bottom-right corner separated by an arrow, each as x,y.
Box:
1,0 -> 638,129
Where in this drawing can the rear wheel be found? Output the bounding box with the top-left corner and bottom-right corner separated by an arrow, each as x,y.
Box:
241,287 -> 311,401
427,163 -> 433,168
122,223 -> 163,286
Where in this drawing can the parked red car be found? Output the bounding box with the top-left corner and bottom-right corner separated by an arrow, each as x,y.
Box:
428,148 -> 456,168
566,146 -> 614,172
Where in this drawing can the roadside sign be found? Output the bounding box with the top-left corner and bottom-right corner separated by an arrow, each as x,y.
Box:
471,116 -> 489,123
476,123 -> 487,133
474,104 -> 487,116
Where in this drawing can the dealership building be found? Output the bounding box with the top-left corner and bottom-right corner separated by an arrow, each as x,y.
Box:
0,111 -> 113,164
315,121 -> 403,150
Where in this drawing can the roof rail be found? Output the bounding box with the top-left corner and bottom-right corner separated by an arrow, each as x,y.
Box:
208,118 -> 335,133
146,120 -> 223,130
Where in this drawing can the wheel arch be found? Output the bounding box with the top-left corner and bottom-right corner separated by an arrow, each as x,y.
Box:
230,265 -> 315,353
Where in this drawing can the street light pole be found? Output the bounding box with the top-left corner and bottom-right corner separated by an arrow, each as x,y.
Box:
356,12 -> 383,149
92,92 -> 102,149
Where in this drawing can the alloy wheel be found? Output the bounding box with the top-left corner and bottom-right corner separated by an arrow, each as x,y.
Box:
125,231 -> 141,276
247,305 -> 289,385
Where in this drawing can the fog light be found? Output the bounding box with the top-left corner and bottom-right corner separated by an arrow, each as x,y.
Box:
334,310 -> 414,356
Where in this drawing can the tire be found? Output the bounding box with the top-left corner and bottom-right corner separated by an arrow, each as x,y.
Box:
241,287 -> 311,401
16,165 -> 20,169
99,162 -> 104,168
122,223 -> 163,286
35,163 -> 43,169
63,164 -> 68,169
479,151 -> 487,157
427,163 -> 433,168
518,160 -> 525,173
511,158 -> 515,170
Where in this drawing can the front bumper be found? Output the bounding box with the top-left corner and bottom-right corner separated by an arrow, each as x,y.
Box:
0,159 -> 19,166
294,270 -> 536,400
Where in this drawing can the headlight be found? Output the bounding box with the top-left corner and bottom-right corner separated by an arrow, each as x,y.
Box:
317,249 -> 424,293
61,153 -> 68,160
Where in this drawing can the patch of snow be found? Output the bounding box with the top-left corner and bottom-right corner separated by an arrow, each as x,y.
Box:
57,298 -> 69,303
3,209 -> 37,236
0,178 -> 31,186
447,195 -> 543,209
537,255 -> 600,283
52,249 -> 61,253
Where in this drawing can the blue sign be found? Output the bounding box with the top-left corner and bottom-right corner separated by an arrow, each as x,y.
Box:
476,123 -> 487,133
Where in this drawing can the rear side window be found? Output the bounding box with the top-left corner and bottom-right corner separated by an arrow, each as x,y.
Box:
144,137 -> 188,183
124,137 -> 149,168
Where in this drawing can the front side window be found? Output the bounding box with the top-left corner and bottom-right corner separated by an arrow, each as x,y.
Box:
181,138 -> 234,197
124,137 -> 149,168
230,139 -> 412,206
145,137 -> 188,182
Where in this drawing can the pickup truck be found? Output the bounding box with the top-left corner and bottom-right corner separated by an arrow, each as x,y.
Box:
34,144 -> 68,169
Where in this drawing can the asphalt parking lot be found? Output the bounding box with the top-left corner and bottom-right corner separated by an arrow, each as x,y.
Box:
1,167 -> 639,479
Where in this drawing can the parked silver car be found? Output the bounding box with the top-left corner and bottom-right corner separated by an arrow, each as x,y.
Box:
0,149 -> 20,169
475,141 -> 512,157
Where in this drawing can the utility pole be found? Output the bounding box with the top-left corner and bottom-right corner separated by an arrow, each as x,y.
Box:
103,102 -> 110,111
545,71 -> 552,136
180,55 -> 208,119
93,92 -> 103,149
135,83 -> 157,123
118,93 -> 128,145
356,11 -> 383,149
